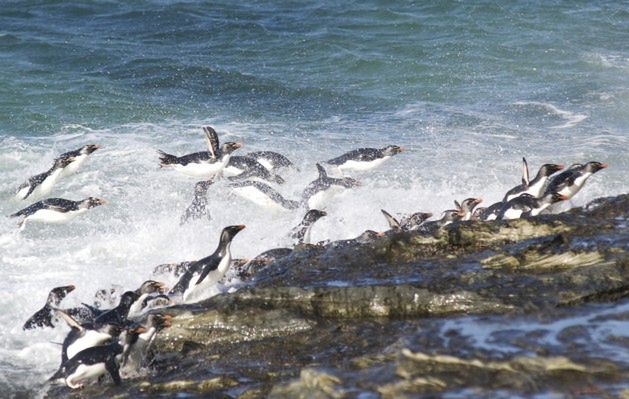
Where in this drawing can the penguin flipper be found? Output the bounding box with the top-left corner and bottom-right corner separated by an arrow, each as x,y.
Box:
315,163 -> 327,179
53,308 -> 84,331
381,209 -> 401,230
202,126 -> 219,159
522,157 -> 529,186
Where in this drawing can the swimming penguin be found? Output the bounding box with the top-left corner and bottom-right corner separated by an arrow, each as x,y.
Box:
169,225 -> 246,303
224,156 -> 285,184
496,192 -> 568,220
302,164 -> 360,209
180,180 -> 213,225
454,197 -> 483,221
291,209 -> 327,245
325,145 -> 404,173
49,341 -> 123,389
231,180 -> 299,210
15,156 -> 77,200
381,209 -> 432,231
58,144 -> 101,177
23,285 -> 75,330
503,158 -> 564,201
158,126 -> 241,177
10,197 -> 106,228
544,161 -> 608,200
246,151 -> 296,172
120,313 -> 172,377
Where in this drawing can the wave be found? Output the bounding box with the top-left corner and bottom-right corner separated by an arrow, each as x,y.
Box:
513,101 -> 588,129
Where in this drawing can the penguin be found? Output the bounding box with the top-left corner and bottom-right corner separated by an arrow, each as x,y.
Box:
158,126 -> 241,177
328,230 -> 385,249
381,209 -> 432,231
479,201 -> 504,221
169,225 -> 246,303
137,294 -> 172,314
454,198 -> 483,221
231,180 -> 299,211
236,248 -> 293,280
544,161 -> 608,200
55,309 -> 117,365
127,281 -> 168,320
246,151 -> 296,172
471,207 -> 487,221
291,209 -> 327,245
302,164 -> 360,209
120,313 -> 172,377
503,158 -> 564,201
10,197 -> 106,228
58,144 -> 101,177
420,209 -> 463,230
180,180 -> 213,225
325,145 -> 404,172
92,291 -> 141,329
15,155 -> 77,200
496,192 -> 568,220
23,285 -> 75,330
224,156 -> 285,184
49,341 -> 123,389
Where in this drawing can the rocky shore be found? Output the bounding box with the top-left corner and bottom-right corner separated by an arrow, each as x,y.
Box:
46,194 -> 629,398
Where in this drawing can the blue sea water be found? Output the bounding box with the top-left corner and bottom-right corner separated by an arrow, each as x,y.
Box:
0,1 -> 628,396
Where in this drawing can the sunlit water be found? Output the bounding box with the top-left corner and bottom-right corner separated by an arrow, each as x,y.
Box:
0,1 -> 627,396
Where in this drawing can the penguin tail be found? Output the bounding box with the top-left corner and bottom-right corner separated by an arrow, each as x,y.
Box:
157,150 -> 178,167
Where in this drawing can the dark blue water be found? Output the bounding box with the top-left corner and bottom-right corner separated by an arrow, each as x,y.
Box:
0,1 -> 628,396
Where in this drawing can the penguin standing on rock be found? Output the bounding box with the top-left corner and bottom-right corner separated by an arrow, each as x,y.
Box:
302,164 -> 360,209
169,225 -> 246,303
15,156 -> 76,200
10,197 -> 106,228
503,158 -> 564,201
158,126 -> 241,178
23,285 -> 75,330
291,209 -> 327,245
49,341 -> 123,389
544,161 -> 608,200
180,180 -> 213,225
381,209 -> 432,231
497,192 -> 568,220
325,145 -> 404,173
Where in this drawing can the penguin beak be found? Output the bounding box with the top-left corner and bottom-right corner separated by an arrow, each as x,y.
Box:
67,285 -> 76,292
556,164 -> 565,170
98,199 -> 108,205
233,143 -> 242,149
398,146 -> 405,152
600,163 -> 608,169
474,198 -> 483,205
234,224 -> 246,232
133,326 -> 147,334
375,231 -> 385,237
154,282 -> 167,293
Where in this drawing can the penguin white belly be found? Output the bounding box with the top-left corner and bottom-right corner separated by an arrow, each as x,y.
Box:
307,186 -> 343,209
67,331 -> 112,360
530,203 -> 552,217
485,214 -> 498,221
66,363 -> 107,389
502,208 -> 523,220
28,209 -> 82,223
232,186 -> 285,211
526,179 -> 546,198
559,173 -> 591,199
183,252 -> 231,303
60,155 -> 87,177
222,165 -> 244,177
127,294 -> 148,319
173,162 -> 223,177
257,159 -> 273,171
338,157 -> 388,172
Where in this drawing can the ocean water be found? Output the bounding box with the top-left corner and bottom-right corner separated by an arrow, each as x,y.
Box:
0,0 -> 628,396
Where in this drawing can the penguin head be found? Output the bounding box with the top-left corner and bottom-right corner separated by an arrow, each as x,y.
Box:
441,209 -> 464,223
539,163 -> 564,177
382,145 -> 404,156
137,280 -> 167,295
458,198 -> 482,212
303,209 -> 327,224
194,179 -> 213,194
221,142 -> 242,155
82,197 -> 107,209
220,224 -> 246,244
81,144 -> 101,155
584,161 -> 608,174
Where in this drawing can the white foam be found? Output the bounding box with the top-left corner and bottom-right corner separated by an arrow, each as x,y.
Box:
513,101 -> 588,129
